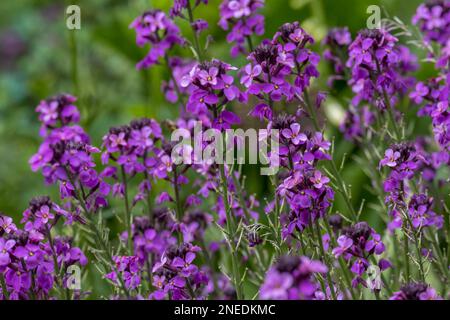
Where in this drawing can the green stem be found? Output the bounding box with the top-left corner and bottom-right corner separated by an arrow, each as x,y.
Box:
65,168 -> 130,298
186,0 -> 203,61
120,166 -> 133,253
173,166 -> 184,244
245,35 -> 254,52
45,224 -> 68,297
323,219 -> 358,299
402,224 -> 411,283
314,219 -> 337,300
374,58 -> 401,141
0,273 -> 9,300
219,163 -> 243,299
69,30 -> 79,96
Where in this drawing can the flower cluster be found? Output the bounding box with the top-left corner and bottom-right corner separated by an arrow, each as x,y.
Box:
260,256 -> 327,300
150,243 -> 209,300
322,27 -> 352,86
339,105 -> 375,141
332,222 -> 390,286
105,256 -> 141,290
170,0 -> 208,19
0,197 -> 87,300
29,95 -> 108,212
161,57 -> 197,104
271,114 -> 333,237
410,78 -> 450,152
5,0 -> 450,301
346,29 -> 417,110
412,0 -> 450,45
181,59 -> 241,128
101,118 -> 165,207
390,282 -> 442,300
378,142 -> 446,231
242,22 -> 320,120
408,194 -> 444,229
130,10 -> 184,69
218,0 -> 265,57
35,94 -> 80,136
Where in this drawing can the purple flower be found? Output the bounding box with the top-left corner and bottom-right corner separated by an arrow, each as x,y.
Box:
198,67 -> 219,86
213,110 -> 241,130
408,194 -> 444,229
332,235 -> 353,257
412,1 -> 450,45
191,19 -> 208,34
0,238 -> 15,266
172,251 -> 197,276
390,283 -> 442,300
186,90 -> 218,113
260,256 -> 326,300
259,271 -> 293,299
310,170 -> 330,189
249,103 -> 272,121
282,123 -> 307,145
241,63 -> 262,88
410,82 -> 430,104
0,216 -> 17,234
219,0 -> 265,57
364,233 -> 385,254
35,95 -> 80,133
130,10 -> 184,69
380,149 -> 401,167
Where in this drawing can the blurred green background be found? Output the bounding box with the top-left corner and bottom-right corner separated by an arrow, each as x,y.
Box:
0,0 -> 428,226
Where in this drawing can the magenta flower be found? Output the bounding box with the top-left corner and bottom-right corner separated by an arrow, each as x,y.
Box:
240,63 -> 262,88
186,90 -> 219,114
172,251 -> 197,276
310,171 -> 330,189
364,233 -> 385,255
35,205 -> 55,225
260,256 -> 326,300
410,82 -> 429,104
0,238 -> 16,266
282,123 -> 307,145
0,216 -> 17,234
380,149 -> 401,167
332,235 -> 353,257
249,103 -> 272,121
213,110 -> 241,130
198,67 -> 219,86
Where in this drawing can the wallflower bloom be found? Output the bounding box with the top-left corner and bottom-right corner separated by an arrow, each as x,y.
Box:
130,10 -> 184,69
260,256 -> 326,300
390,283 -> 442,300
322,27 -> 352,86
412,1 -> 450,45
218,0 -> 265,57
332,222 -> 388,283
181,59 -> 241,128
0,238 -> 15,267
243,22 -> 320,120
35,94 -> 80,135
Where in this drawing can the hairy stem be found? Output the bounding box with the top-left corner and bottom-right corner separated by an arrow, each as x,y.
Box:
120,166 -> 133,253
186,0 -> 204,61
